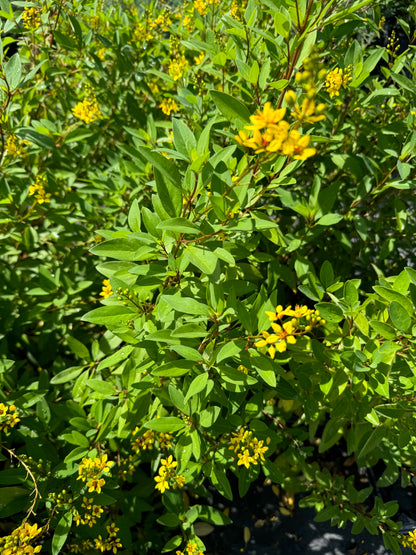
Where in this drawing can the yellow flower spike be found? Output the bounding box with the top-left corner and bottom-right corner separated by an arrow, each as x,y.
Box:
100,279 -> 113,299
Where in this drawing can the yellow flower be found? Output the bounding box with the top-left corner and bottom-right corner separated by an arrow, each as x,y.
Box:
256,320 -> 297,358
168,54 -> 189,81
5,134 -> 30,157
282,130 -> 316,160
72,95 -> 102,124
161,455 -> 177,470
29,175 -> 51,204
159,98 -> 179,116
265,305 -> 292,322
100,279 -> 112,299
194,52 -> 205,65
229,428 -> 268,469
0,403 -> 20,433
247,102 -> 286,131
194,0 -> 207,15
325,67 -> 352,98
21,7 -> 41,29
155,471 -> 170,493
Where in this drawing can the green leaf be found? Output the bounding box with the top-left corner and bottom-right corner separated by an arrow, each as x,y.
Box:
184,372 -> 209,403
82,306 -> 135,326
215,341 -> 242,363
4,52 -> 21,91
172,118 -> 196,158
162,535 -> 182,553
153,360 -> 195,377
154,168 -> 182,218
210,90 -> 250,129
145,417 -> 186,433
97,345 -> 135,371
373,286 -> 413,316
128,199 -> 141,232
157,217 -> 200,235
50,366 -> 85,385
52,512 -> 72,555
389,300 -> 411,332
157,512 -> 181,527
17,128 -> 55,150
320,260 -> 335,289
161,294 -> 211,317
66,336 -> 90,361
138,146 -> 181,186
86,379 -> 116,396
356,426 -> 384,463
185,245 -> 218,274
211,464 -> 232,500
315,302 -> 344,323
90,237 -> 156,261
316,213 -> 343,226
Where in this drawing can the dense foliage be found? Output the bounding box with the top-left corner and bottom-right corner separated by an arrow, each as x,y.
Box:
2,0 -> 416,553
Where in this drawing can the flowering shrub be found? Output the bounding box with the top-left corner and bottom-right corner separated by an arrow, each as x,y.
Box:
2,0 -> 416,554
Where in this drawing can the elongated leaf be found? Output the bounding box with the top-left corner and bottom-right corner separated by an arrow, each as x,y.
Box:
185,245 -> 218,275
210,90 -> 250,129
157,217 -> 200,235
144,416 -> 186,433
161,294 -> 211,316
138,146 -> 181,186
52,512 -> 72,555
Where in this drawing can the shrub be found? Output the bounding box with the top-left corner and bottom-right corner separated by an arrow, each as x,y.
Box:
1,0 -> 416,554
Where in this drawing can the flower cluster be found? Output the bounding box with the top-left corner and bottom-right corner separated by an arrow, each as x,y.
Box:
100,279 -> 113,299
176,541 -> 205,555
325,66 -> 352,98
160,98 -> 179,115
73,497 -> 104,527
230,0 -> 248,20
229,428 -> 269,469
154,455 -> 185,493
77,454 -> 114,494
256,305 -> 325,359
402,529 -> 416,552
131,427 -> 172,452
0,403 -> 20,433
68,524 -> 122,554
21,6 -> 41,29
0,522 -> 42,554
236,102 -> 316,160
5,134 -> 30,157
49,489 -> 73,509
386,30 -> 400,59
29,175 -> 51,204
168,54 -> 189,81
72,94 -> 102,124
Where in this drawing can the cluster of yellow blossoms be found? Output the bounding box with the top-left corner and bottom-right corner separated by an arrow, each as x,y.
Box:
154,455 -> 186,493
21,7 -> 41,29
131,9 -> 172,43
160,98 -> 180,116
131,427 -> 172,453
0,403 -> 20,433
5,134 -> 30,157
325,66 -> 352,98
194,0 -> 220,16
176,541 -> 205,555
168,54 -> 189,81
236,102 -> 317,160
68,523 -> 122,554
229,428 -> 269,469
73,497 -> 104,527
77,454 -> 113,494
29,175 -> 51,205
100,279 -> 113,299
402,529 -> 416,553
0,522 -> 42,554
72,94 -> 102,124
256,305 -> 325,359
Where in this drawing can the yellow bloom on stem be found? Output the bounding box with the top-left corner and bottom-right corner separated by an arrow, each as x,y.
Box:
265,305 -> 292,322
292,98 -> 326,125
325,67 -> 352,98
229,428 -> 268,469
154,468 -> 170,493
256,321 -> 297,358
160,98 -> 179,116
21,7 -> 41,29
29,175 -> 51,204
247,102 -> 286,131
282,130 -> 316,160
72,95 -> 102,124
100,279 -> 112,299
